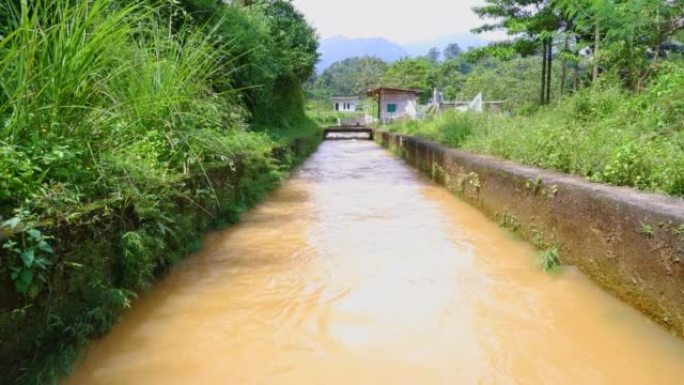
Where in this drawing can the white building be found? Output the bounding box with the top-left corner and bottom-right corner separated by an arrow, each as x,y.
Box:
365,87 -> 421,122
332,96 -> 360,112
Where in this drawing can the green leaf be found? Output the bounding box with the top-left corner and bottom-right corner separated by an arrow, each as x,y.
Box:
35,257 -> 52,269
28,284 -> 40,299
2,217 -> 21,229
27,229 -> 42,241
15,270 -> 33,294
21,249 -> 35,268
37,241 -> 54,254
2,240 -> 17,250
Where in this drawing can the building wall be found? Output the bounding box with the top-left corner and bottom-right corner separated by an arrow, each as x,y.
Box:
332,98 -> 359,112
379,93 -> 417,121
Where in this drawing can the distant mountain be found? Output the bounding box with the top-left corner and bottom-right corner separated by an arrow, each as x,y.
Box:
402,33 -> 489,58
317,36 -> 408,73
317,34 -> 490,73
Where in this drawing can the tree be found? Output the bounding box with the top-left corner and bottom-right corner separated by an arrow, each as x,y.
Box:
251,0 -> 319,82
427,47 -> 441,63
555,0 -> 614,84
436,59 -> 467,100
312,56 -> 388,96
443,43 -> 463,60
353,56 -> 389,92
558,0 -> 684,90
473,0 -> 563,105
460,57 -> 542,109
147,0 -> 319,125
383,58 -> 438,102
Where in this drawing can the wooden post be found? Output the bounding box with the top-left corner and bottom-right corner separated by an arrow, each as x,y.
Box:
540,40 -> 547,105
559,35 -> 569,103
378,89 -> 383,122
593,22 -> 600,83
546,38 -> 552,105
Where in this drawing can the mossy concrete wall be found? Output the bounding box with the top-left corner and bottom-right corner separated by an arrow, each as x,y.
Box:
375,130 -> 684,337
0,134 -> 321,384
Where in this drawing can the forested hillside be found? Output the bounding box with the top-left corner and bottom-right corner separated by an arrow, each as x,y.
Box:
0,1 -> 320,383
306,43 -> 475,104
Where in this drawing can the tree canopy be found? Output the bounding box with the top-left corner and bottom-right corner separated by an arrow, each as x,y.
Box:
382,58 -> 438,101
443,43 -> 463,60
471,0 -> 684,102
427,47 -> 441,63
313,56 -> 388,96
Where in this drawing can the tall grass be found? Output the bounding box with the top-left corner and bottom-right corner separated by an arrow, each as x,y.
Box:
387,65 -> 684,197
386,110 -> 474,148
0,0 -> 264,217
1,0 -> 138,141
0,1 -> 320,383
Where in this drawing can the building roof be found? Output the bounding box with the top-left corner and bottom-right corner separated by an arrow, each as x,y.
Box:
364,87 -> 422,96
331,95 -> 360,100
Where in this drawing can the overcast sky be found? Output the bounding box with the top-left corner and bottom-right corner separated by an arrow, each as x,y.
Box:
290,0 -> 500,44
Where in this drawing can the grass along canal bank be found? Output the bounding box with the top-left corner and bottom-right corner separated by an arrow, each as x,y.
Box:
0,1 -> 321,383
374,129 -> 684,339
1,129 -> 320,385
385,74 -> 684,198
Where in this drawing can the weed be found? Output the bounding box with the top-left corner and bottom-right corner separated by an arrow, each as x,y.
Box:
432,163 -> 446,181
1,216 -> 53,299
530,227 -> 551,250
540,247 -> 561,272
640,222 -> 655,237
674,225 -> 684,236
497,212 -> 521,233
546,184 -> 559,198
526,175 -> 543,195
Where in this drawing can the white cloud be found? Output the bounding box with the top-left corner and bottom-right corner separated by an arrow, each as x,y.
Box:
291,0 -> 502,44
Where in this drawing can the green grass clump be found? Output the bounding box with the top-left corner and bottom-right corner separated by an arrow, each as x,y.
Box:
387,111 -> 474,148
387,63 -> 684,197
539,247 -> 561,273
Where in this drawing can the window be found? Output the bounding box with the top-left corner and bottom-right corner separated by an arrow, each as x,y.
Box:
387,104 -> 397,113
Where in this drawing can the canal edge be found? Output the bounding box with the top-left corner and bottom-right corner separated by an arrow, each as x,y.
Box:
373,129 -> 684,338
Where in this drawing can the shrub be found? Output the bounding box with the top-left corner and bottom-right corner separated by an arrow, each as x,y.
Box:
387,61 -> 684,197
0,1 -> 321,383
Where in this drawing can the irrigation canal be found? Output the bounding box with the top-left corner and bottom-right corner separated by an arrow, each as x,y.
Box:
64,140 -> 684,385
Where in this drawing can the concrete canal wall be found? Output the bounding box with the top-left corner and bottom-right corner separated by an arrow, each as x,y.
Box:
374,130 -> 684,337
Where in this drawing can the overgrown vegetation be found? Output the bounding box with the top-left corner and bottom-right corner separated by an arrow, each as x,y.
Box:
539,247 -> 561,272
388,64 -> 684,197
306,42 -> 477,104
473,0 -> 684,103
0,0 -> 320,383
381,1 -> 684,198
307,48 -> 557,111
307,56 -> 388,98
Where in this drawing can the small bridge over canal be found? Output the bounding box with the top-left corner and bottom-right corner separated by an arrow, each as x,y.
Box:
323,126 -> 373,140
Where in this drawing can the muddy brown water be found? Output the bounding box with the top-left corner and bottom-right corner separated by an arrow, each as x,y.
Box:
64,140 -> 684,385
